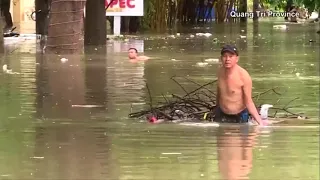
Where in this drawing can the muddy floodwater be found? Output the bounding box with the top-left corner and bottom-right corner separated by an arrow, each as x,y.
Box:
0,21 -> 319,179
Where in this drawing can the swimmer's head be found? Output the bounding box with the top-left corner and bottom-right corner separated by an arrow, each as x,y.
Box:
128,48 -> 138,59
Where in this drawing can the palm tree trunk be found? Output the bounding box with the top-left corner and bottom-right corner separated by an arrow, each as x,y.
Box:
46,0 -> 86,54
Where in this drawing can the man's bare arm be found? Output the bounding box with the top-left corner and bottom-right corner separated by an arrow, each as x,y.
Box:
242,73 -> 263,125
215,69 -> 221,105
216,86 -> 220,105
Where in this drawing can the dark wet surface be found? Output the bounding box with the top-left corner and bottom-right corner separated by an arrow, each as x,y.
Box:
0,21 -> 319,179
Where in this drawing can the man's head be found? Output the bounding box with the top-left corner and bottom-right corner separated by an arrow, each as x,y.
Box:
128,48 -> 138,59
220,44 -> 239,69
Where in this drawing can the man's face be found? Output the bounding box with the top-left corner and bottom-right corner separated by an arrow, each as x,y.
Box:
128,49 -> 138,59
221,52 -> 238,69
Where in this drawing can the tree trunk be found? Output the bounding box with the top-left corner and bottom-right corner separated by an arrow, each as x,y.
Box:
46,0 -> 86,54
0,10 -> 4,54
227,0 -> 235,22
215,0 -> 228,23
120,16 -> 130,33
284,0 -> 293,21
84,0 -> 106,46
35,0 -> 51,35
129,17 -> 139,33
239,0 -> 247,22
253,0 -> 259,21
150,0 -> 169,32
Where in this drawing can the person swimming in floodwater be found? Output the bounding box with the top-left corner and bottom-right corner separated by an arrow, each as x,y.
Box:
128,48 -> 149,62
215,45 -> 265,125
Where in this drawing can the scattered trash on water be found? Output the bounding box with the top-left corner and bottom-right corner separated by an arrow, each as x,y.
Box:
161,152 -> 182,155
196,62 -> 209,67
30,156 -> 44,159
0,174 -> 11,177
204,58 -> 219,63
273,25 -> 287,30
195,33 -> 212,37
179,122 -> 220,127
71,105 -> 104,108
60,58 -> 68,63
129,76 -> 309,124
2,64 -> 20,74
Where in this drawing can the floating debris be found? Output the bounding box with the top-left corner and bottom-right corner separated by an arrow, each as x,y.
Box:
71,105 -> 104,108
195,33 -> 212,37
30,156 -> 44,159
196,62 -> 209,67
128,76 -> 309,123
60,58 -> 68,63
161,152 -> 182,155
204,58 -> 219,63
2,64 -> 20,74
273,25 -> 287,30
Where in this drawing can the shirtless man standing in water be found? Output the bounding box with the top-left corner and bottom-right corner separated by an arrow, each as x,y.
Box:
128,48 -> 149,62
215,45 -> 263,125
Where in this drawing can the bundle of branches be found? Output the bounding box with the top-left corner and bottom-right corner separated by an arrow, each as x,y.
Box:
128,76 -> 308,122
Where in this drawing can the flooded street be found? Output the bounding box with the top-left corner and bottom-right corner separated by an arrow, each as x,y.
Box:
0,21 -> 319,179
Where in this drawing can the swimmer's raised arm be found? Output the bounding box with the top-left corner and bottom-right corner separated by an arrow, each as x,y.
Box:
138,55 -> 149,61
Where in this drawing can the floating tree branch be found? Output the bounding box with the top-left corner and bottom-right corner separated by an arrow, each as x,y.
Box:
129,77 -> 308,122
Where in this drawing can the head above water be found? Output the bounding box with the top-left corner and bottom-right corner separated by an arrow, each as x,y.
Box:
220,44 -> 239,69
128,48 -> 138,59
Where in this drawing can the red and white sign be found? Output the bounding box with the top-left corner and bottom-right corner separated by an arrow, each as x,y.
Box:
105,0 -> 143,16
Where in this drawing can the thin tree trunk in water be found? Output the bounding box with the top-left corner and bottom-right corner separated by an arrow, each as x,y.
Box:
253,0 -> 259,21
84,0 -> 106,46
239,0 -> 247,22
151,0 -> 168,32
120,16 -> 129,33
46,0 -> 86,54
216,0 -> 228,23
226,0 -> 234,22
35,0 -> 51,35
284,0 -> 293,21
0,10 -> 4,54
129,17 -> 139,33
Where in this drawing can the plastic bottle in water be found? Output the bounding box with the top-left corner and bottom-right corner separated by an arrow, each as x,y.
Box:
259,104 -> 273,120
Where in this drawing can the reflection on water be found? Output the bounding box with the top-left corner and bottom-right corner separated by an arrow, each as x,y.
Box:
217,126 -> 256,180
33,125 -> 116,179
35,53 -> 87,120
0,21 -> 319,179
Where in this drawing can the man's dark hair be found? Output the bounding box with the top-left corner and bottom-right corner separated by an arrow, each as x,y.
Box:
128,48 -> 138,53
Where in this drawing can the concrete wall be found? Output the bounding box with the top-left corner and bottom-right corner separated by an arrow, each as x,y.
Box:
10,0 -> 35,23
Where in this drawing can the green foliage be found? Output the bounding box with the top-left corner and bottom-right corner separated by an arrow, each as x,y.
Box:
262,0 -> 287,10
261,0 -> 320,11
140,0 -> 155,30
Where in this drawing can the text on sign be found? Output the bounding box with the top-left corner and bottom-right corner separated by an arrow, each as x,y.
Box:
105,0 -> 135,8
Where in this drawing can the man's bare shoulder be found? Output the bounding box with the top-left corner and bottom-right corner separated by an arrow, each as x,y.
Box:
216,66 -> 223,77
238,66 -> 251,81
